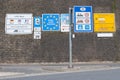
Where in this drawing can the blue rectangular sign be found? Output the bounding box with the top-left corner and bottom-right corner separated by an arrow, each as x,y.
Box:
42,14 -> 60,31
74,6 -> 93,32
34,16 -> 41,27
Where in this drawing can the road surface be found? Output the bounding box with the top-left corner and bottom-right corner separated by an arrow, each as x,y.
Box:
1,66 -> 120,80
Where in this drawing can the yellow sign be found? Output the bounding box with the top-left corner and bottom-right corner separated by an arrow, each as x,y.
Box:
94,13 -> 116,32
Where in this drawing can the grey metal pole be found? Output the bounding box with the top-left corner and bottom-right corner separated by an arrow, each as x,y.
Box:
68,7 -> 73,68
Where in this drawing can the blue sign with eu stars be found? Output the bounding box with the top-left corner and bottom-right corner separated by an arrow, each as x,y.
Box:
42,14 -> 60,31
34,16 -> 41,27
74,6 -> 93,32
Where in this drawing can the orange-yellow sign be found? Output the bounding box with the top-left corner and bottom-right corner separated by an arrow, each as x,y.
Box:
94,13 -> 116,32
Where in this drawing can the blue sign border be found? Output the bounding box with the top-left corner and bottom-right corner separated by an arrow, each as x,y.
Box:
42,14 -> 60,31
74,6 -> 93,32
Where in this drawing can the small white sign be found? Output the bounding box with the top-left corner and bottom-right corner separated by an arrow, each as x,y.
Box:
34,32 -> 41,39
97,33 -> 113,37
34,27 -> 41,39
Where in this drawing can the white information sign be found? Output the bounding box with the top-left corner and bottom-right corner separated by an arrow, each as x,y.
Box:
34,32 -> 41,39
61,14 -> 70,32
97,33 -> 113,37
5,13 -> 33,35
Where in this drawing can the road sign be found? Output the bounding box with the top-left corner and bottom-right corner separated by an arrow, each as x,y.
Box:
94,13 -> 116,32
34,16 -> 41,27
34,31 -> 41,39
61,14 -> 70,32
42,14 -> 60,31
33,16 -> 41,39
97,33 -> 113,37
5,13 -> 33,35
74,6 -> 93,32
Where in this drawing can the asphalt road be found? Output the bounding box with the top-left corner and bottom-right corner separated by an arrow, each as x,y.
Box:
1,67 -> 120,80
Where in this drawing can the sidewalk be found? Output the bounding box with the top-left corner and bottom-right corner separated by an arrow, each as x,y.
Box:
0,62 -> 120,78
0,72 -> 24,77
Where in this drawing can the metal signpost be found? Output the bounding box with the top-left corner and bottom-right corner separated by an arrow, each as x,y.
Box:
42,14 -> 60,31
69,7 -> 73,68
68,6 -> 93,68
74,6 -> 93,32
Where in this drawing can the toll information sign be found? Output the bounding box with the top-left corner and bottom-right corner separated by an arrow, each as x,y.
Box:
42,14 -> 60,31
74,6 -> 93,32
5,13 -> 33,35
94,13 -> 116,32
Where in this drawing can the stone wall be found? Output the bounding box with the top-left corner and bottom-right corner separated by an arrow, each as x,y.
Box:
0,0 -> 120,63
